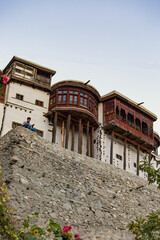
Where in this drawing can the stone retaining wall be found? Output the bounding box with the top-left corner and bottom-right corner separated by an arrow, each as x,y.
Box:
0,127 -> 160,240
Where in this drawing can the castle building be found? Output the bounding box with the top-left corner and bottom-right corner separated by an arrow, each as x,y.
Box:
0,56 -> 159,179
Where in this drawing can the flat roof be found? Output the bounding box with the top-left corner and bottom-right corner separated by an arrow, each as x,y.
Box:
102,90 -> 157,120
3,56 -> 56,75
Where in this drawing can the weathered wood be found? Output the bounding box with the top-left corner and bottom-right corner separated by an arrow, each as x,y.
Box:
110,131 -> 114,164
81,123 -> 83,154
86,121 -> 90,156
137,145 -> 140,176
78,118 -> 82,154
52,112 -> 58,143
114,132 -> 150,153
90,127 -> 94,157
65,114 -> 71,149
71,124 -> 75,151
123,139 -> 126,170
62,120 -> 65,148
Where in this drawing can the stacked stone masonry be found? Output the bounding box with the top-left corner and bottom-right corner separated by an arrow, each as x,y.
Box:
1,127 -> 160,240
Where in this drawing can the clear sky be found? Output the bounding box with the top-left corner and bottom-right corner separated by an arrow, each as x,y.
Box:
0,0 -> 160,133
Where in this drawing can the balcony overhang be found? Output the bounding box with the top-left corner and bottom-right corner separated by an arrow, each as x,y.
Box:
103,122 -> 154,151
45,107 -> 99,127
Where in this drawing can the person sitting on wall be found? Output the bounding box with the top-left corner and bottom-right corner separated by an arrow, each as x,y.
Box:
22,117 -> 36,131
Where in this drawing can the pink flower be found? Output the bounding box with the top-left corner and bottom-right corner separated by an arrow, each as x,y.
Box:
74,233 -> 82,240
3,75 -> 8,84
74,234 -> 80,238
62,225 -> 72,233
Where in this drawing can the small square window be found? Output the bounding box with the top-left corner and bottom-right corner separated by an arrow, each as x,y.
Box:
35,100 -> 43,107
16,93 -> 24,101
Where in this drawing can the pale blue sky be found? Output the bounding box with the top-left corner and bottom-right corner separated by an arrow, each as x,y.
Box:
0,0 -> 160,133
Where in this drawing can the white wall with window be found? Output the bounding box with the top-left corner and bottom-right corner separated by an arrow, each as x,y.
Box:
1,81 -> 52,139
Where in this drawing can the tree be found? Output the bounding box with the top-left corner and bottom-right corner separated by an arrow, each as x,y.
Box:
127,161 -> 160,240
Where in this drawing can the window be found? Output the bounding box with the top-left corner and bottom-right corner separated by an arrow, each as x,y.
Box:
35,100 -> 43,107
14,62 -> 34,80
69,90 -> 78,105
116,106 -> 119,119
63,95 -> 66,103
89,97 -> 94,113
149,126 -> 153,138
142,121 -> 148,136
50,96 -> 55,107
80,97 -> 83,105
58,95 -> 62,103
80,92 -> 88,107
58,90 -> 67,104
74,96 -> 77,104
84,98 -> 87,107
135,118 -> 141,131
128,113 -> 134,127
16,93 -> 24,101
69,95 -> 73,103
116,154 -> 122,160
120,109 -> 126,122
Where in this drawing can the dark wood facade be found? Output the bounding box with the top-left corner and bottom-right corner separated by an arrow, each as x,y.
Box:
102,92 -> 157,151
3,56 -> 56,91
47,81 -> 101,157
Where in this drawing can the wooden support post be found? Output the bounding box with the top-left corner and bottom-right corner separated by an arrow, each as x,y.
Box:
81,123 -> 83,154
78,118 -> 82,154
71,124 -> 75,151
90,127 -> 94,157
123,139 -> 126,170
110,131 -> 114,164
86,121 -> 90,156
62,120 -> 65,148
52,112 -> 58,143
137,145 -> 140,176
65,114 -> 71,149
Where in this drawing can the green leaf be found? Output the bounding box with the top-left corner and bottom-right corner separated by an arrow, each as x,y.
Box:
48,219 -> 62,234
33,212 -> 39,217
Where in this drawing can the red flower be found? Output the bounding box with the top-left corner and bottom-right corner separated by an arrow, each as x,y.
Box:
74,233 -> 82,240
74,234 -> 80,238
3,75 -> 8,84
62,225 -> 72,233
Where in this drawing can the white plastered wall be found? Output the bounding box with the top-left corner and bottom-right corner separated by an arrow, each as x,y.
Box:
0,103 -> 4,130
103,132 -> 149,179
1,81 -> 52,139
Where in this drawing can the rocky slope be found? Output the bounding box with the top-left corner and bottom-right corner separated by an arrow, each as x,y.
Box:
0,127 -> 160,240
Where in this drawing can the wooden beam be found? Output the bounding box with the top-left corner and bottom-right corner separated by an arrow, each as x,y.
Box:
71,124 -> 75,151
110,130 -> 114,164
137,145 -> 140,176
86,121 -> 90,156
90,127 -> 94,157
78,118 -> 82,154
52,112 -> 58,143
123,139 -> 126,170
62,120 -> 65,148
81,123 -> 83,154
65,114 -> 71,149
114,132 -> 151,153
